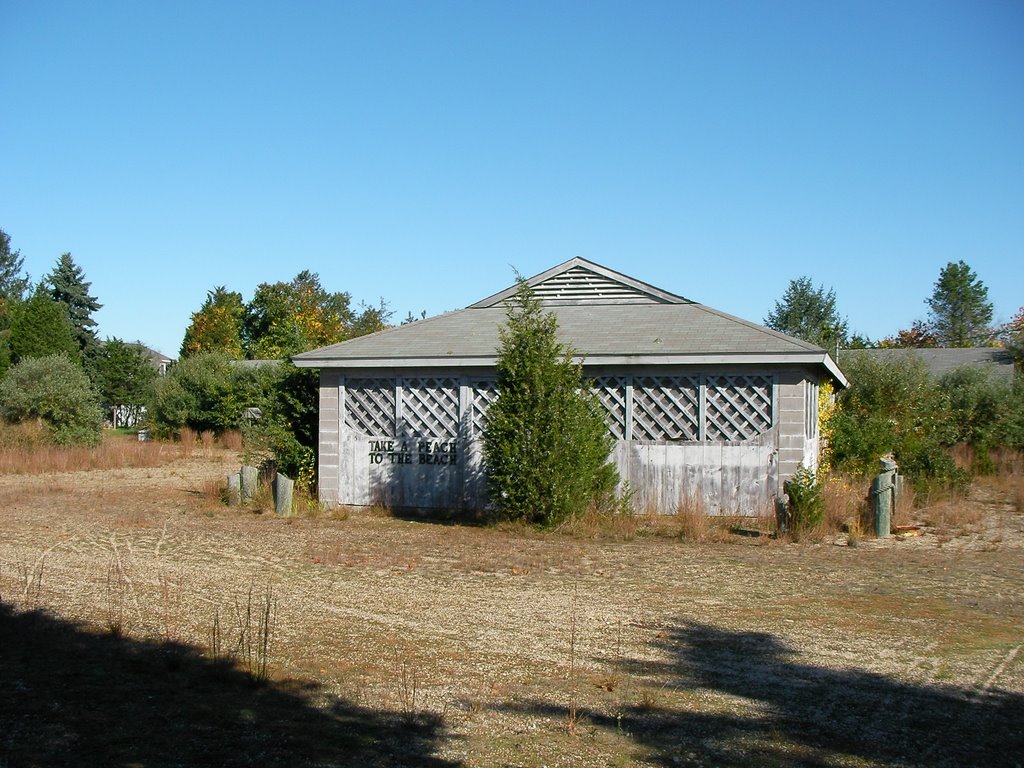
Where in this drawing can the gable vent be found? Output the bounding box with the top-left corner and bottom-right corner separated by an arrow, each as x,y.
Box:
525,266 -> 668,305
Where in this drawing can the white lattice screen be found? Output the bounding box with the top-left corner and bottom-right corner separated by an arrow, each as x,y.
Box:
344,378 -> 396,436
593,376 -> 627,439
705,375 -> 772,441
632,375 -> 700,440
342,373 -> 773,442
401,377 -> 460,438
470,380 -> 497,436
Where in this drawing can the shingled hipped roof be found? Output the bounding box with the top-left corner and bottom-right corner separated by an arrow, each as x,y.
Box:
292,258 -> 847,386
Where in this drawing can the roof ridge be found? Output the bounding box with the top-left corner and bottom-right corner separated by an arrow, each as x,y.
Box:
470,257 -> 690,308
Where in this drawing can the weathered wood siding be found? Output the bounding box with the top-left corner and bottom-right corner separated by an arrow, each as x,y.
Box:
617,431 -> 778,515
317,365 -> 822,515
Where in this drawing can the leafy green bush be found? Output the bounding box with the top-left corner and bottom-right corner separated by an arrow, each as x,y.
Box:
996,379 -> 1024,451
938,366 -> 1005,471
148,354 -> 320,490
0,354 -> 103,445
147,352 -> 271,435
482,279 -> 618,527
828,354 -> 956,491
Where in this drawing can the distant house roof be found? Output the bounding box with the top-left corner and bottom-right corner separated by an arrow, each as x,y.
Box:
129,342 -> 174,365
840,347 -> 1016,384
231,359 -> 283,369
293,257 -> 847,386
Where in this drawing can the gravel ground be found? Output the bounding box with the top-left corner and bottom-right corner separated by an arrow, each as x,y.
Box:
1,449 -> 1022,767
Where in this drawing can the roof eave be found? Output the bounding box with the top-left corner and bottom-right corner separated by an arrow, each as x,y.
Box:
293,351 -> 850,383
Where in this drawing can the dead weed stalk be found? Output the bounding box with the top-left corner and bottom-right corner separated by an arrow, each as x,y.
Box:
393,646 -> 420,719
234,582 -> 277,682
18,557 -> 45,607
208,583 -> 277,681
104,553 -> 134,638
158,569 -> 184,642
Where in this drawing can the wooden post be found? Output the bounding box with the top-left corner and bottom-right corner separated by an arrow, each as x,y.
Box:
274,473 -> 294,517
240,465 -> 258,504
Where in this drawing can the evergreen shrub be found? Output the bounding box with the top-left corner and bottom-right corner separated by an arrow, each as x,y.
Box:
482,278 -> 618,527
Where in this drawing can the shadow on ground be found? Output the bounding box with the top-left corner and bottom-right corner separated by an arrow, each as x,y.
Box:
498,620 -> 1024,767
0,601 -> 460,767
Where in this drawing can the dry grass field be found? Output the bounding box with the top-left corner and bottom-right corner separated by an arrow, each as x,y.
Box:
1,437 -> 1023,767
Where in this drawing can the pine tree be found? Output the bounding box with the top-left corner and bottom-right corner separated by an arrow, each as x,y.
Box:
482,278 -> 618,526
0,228 -> 31,377
0,228 -> 30,303
925,260 -> 993,347
9,287 -> 80,364
95,338 -> 158,425
764,277 -> 848,353
47,253 -> 102,358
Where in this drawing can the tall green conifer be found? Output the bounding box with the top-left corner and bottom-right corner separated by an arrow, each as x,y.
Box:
482,278 -> 618,526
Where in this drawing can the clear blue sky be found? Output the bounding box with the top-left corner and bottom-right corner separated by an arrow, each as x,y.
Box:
2,0 -> 1021,357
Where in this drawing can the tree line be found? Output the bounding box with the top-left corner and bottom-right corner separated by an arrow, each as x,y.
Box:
179,273 -> 391,360
764,259 -> 1022,355
1,223 -> 1020,511
0,227 -> 396,472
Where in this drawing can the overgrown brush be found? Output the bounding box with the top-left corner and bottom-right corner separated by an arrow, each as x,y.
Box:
555,502 -> 645,540
822,475 -> 868,539
676,492 -> 709,541
0,431 -> 176,474
783,466 -> 824,539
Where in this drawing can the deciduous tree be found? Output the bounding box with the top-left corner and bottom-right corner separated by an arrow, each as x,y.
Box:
879,320 -> 939,349
147,351 -> 270,434
180,286 -> 245,358
242,271 -> 352,359
1000,306 -> 1024,367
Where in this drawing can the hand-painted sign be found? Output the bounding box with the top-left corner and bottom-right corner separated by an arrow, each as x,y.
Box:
368,439 -> 458,466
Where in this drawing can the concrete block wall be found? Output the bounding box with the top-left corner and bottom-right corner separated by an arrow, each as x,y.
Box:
318,370 -> 341,505
775,370 -> 809,494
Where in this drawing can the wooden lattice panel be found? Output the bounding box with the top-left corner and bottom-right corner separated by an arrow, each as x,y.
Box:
401,377 -> 460,438
592,376 -> 627,439
705,375 -> 772,441
632,376 -> 699,440
344,378 -> 395,436
470,380 -> 497,436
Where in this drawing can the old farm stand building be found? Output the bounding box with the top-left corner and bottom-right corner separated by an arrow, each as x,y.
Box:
293,259 -> 847,516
